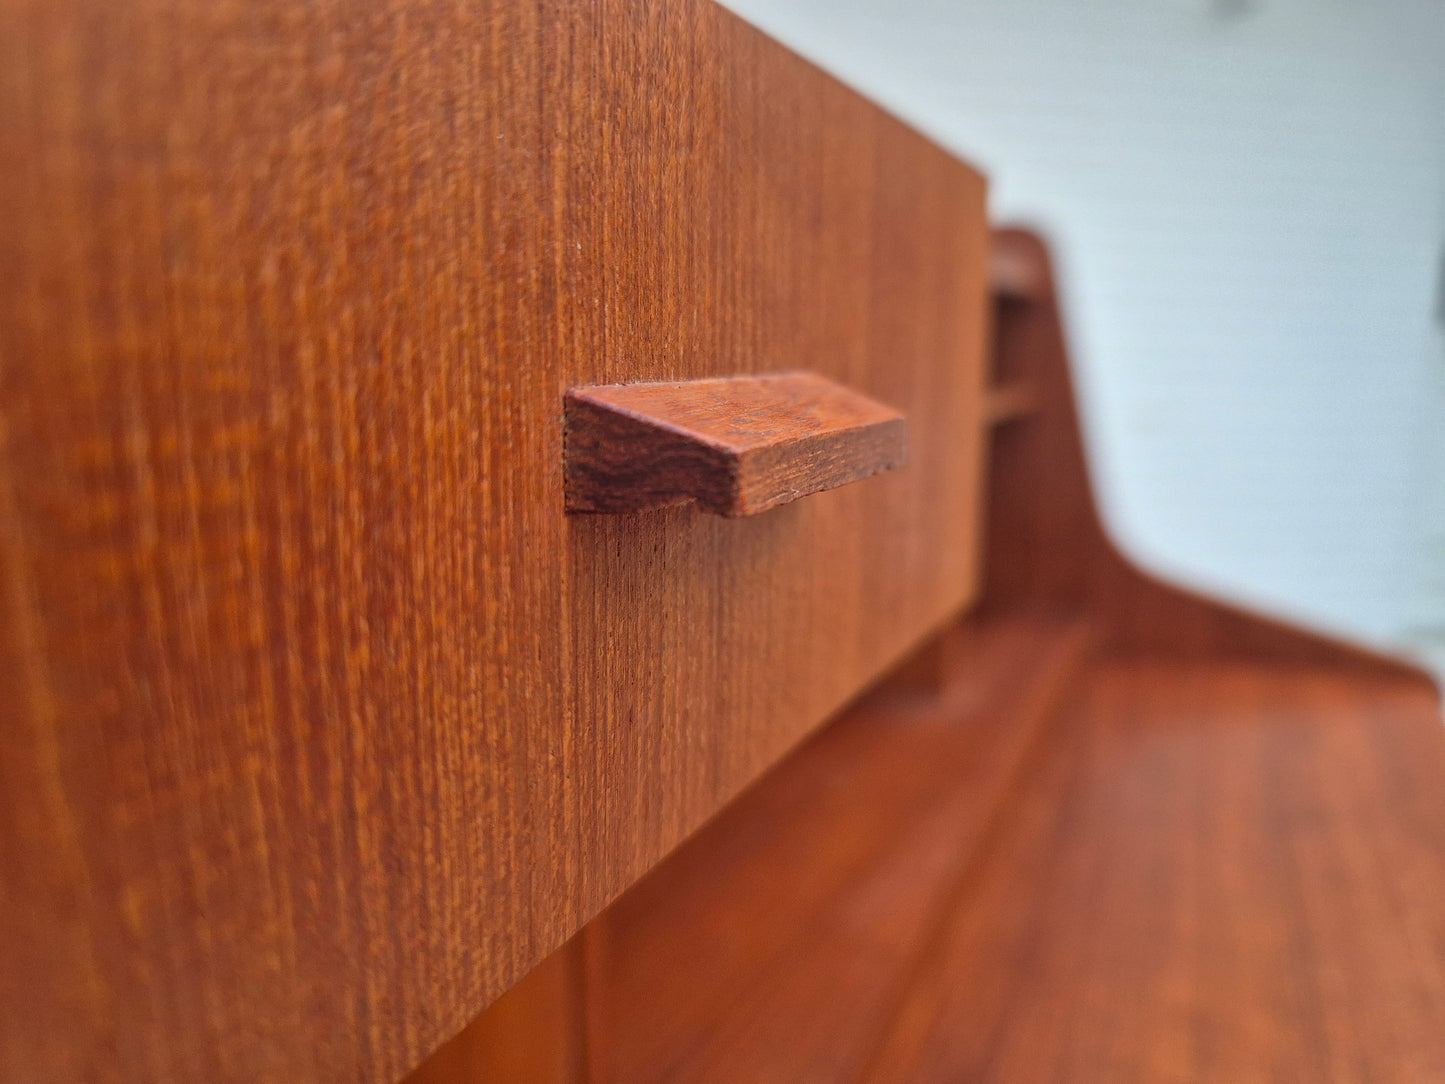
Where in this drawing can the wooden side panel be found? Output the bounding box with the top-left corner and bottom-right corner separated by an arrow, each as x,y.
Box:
0,1 -> 989,1080
984,229 -> 1425,680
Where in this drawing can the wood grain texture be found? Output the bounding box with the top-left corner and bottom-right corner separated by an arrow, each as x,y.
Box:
865,660 -> 1445,1083
564,372 -> 906,516
408,612 -> 1097,1083
419,227 -> 1445,1082
403,939 -> 587,1084
0,1 -> 989,1080
420,646 -> 1445,1084
591,616 -> 1096,1084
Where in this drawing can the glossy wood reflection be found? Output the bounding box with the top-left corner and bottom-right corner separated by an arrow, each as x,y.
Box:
865,660 -> 1445,1082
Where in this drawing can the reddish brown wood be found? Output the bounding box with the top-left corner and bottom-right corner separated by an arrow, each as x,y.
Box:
987,239 -> 1047,304
403,940 -> 587,1084
564,372 -> 906,516
0,1 -> 989,1080
984,228 -> 1424,680
419,228 -> 1445,1083
408,613 -> 1097,1083
981,381 -> 1040,426
864,660 -> 1445,1082
421,643 -> 1445,1084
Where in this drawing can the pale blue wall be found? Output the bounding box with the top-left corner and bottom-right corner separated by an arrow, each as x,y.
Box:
722,0 -> 1445,647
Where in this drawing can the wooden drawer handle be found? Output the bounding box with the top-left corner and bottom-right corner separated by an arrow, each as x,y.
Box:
564,371 -> 906,517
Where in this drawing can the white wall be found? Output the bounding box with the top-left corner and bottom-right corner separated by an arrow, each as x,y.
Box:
722,0 -> 1445,646
1401,163 -> 1445,660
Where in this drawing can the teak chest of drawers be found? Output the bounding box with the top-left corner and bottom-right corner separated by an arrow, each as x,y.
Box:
9,1 -> 1445,1082
1,0 -> 987,1079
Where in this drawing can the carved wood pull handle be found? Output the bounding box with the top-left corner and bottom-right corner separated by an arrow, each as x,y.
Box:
564,371 -> 906,517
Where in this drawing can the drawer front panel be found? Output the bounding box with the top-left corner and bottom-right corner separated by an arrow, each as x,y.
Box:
0,0 -> 988,1080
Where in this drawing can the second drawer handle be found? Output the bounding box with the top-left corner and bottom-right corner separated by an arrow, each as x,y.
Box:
564,371 -> 906,517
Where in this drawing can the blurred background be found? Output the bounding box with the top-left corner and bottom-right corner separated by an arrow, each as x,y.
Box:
723,0 -> 1445,670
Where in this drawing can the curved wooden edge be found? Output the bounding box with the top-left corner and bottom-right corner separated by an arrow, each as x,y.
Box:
985,226 -> 1436,694
563,372 -> 907,516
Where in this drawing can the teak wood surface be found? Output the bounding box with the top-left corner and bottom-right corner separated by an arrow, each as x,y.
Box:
564,372 -> 907,516
410,229 -> 1445,1082
0,0 -> 989,1080
423,644 -> 1445,1084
